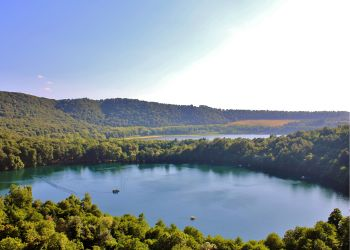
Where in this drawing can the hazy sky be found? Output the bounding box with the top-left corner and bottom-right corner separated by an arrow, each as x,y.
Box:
0,0 -> 349,111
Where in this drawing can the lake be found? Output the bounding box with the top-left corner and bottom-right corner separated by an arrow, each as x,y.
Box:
142,134 -> 272,141
0,164 -> 348,240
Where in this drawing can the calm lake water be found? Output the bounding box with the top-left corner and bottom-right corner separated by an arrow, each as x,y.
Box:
143,134 -> 272,141
0,164 -> 348,240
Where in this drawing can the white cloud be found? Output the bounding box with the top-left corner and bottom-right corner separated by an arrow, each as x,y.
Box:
44,86 -> 52,92
141,0 -> 350,111
37,74 -> 55,92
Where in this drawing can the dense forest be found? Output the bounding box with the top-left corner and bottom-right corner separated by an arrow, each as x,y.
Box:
0,185 -> 349,250
1,115 -> 345,141
0,91 -> 348,130
0,126 -> 348,194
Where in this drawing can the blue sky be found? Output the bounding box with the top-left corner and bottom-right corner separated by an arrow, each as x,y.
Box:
0,0 -> 349,110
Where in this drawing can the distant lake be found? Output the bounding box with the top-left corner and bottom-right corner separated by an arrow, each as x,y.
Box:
0,164 -> 348,240
142,134 -> 272,141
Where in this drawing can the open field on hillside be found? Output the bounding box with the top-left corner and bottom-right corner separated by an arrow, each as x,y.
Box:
227,119 -> 298,127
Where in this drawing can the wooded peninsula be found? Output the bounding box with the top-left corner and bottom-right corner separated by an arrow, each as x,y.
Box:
1,126 -> 348,194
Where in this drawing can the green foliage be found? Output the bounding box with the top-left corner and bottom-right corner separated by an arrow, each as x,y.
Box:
264,233 -> 284,250
46,232 -> 82,250
0,91 -> 348,139
328,208 -> 343,228
283,220 -> 342,250
338,217 -> 349,250
1,125 -> 348,193
0,92 -> 348,250
5,185 -> 32,209
0,187 -> 348,250
0,237 -> 26,250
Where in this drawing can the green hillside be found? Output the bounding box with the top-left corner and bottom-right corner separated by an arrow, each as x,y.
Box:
0,91 -> 348,138
57,99 -> 229,126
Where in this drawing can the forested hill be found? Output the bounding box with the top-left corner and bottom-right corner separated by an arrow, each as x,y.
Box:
0,91 -> 348,127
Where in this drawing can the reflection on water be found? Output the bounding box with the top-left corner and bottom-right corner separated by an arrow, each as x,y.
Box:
143,134 -> 272,141
0,163 -> 348,240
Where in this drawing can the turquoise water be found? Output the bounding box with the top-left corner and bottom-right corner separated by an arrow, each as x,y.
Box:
0,164 -> 348,240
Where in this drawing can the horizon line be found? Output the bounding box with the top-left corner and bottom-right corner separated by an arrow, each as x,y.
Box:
1,90 -> 349,113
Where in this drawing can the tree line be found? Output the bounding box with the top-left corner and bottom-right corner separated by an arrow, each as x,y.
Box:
2,116 -> 344,140
0,126 -> 348,194
1,91 -> 348,141
0,185 -> 348,250
1,91 -> 348,127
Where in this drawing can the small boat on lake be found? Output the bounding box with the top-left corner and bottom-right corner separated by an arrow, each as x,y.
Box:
112,189 -> 120,194
190,216 -> 196,221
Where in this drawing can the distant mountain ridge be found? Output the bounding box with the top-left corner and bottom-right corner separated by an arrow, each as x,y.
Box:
0,91 -> 348,127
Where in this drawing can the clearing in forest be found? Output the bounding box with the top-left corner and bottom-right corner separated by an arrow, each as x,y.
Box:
227,119 -> 298,127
